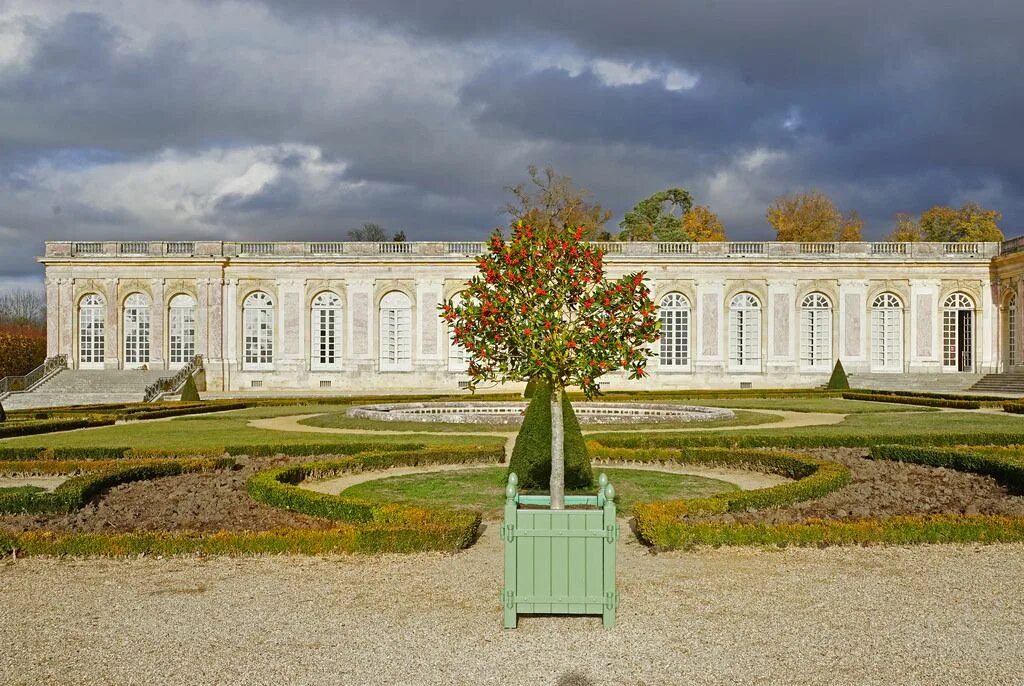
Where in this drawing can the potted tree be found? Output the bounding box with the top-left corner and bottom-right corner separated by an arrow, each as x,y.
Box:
442,221 -> 658,628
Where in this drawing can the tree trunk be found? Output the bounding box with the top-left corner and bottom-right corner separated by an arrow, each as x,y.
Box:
549,384 -> 565,509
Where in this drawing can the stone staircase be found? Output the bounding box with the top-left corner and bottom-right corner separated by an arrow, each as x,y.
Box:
968,372 -> 1024,396
847,372 -> 984,395
2,369 -> 169,410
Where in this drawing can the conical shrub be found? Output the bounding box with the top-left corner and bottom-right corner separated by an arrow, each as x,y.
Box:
508,380 -> 593,490
0,399 -> 6,423
827,360 -> 850,390
180,374 -> 201,402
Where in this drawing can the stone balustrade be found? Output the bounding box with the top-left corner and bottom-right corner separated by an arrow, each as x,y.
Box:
44,240 -> 1003,260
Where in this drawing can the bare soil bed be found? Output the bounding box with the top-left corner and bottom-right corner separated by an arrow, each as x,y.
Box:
0,456 -> 335,534
707,448 -> 1024,525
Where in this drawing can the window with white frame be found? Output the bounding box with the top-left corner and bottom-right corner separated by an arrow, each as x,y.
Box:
447,293 -> 470,372
123,293 -> 151,368
243,292 -> 274,370
659,293 -> 690,369
379,291 -> 412,371
1008,293 -> 1017,367
942,292 -> 974,370
870,292 -> 903,372
799,293 -> 832,370
78,294 -> 106,369
311,292 -> 342,370
168,294 -> 196,365
728,293 -> 761,369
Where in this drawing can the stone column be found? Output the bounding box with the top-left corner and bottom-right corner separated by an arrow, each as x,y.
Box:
104,278 -> 119,369
908,279 -> 939,373
59,279 -> 74,364
277,279 -> 306,383
766,281 -> 796,374
694,281 -> 724,375
45,277 -> 59,358
837,280 -> 867,372
980,278 -> 995,373
150,278 -> 165,368
415,279 -> 443,364
347,281 -> 374,364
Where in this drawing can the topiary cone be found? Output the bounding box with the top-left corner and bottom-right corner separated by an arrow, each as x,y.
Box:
180,374 -> 202,402
827,360 -> 849,390
0,399 -> 6,423
508,380 -> 593,490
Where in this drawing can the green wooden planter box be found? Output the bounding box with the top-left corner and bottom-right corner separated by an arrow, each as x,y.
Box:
501,472 -> 618,629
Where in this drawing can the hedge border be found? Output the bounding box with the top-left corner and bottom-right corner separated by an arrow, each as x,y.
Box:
1003,401 -> 1024,415
842,392 -> 981,409
587,429 -> 1024,450
870,444 -> 1024,494
0,458 -> 234,514
245,445 -> 504,552
586,445 -> 851,548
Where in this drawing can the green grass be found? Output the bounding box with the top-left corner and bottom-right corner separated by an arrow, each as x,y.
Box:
300,407 -> 780,432
0,404 -> 505,451
337,465 -> 739,518
0,485 -> 45,495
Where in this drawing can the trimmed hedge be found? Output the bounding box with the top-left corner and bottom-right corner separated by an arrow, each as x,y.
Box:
0,458 -> 234,514
0,416 -> 116,438
595,446 -> 851,547
850,388 -> 1010,402
632,515 -> 1024,549
870,445 -> 1024,494
842,392 -> 981,409
588,429 -> 1024,450
1003,401 -> 1024,414
508,381 -> 593,490
0,525 -> 482,557
826,360 -> 849,390
247,445 -> 503,551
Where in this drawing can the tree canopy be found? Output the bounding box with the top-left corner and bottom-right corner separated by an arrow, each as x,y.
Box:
441,222 -> 658,399
681,205 -> 727,242
347,223 -> 406,242
504,166 -> 613,240
618,188 -> 694,241
884,203 -> 1003,242
766,190 -> 862,242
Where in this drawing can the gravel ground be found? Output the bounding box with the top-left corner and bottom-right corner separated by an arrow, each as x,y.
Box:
2,531 -> 1022,685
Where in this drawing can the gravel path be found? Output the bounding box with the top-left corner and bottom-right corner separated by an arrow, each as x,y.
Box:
1,534 -> 1022,685
0,476 -> 67,490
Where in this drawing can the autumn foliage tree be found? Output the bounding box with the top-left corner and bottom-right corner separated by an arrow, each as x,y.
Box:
885,203 -> 1003,242
766,190 -> 863,242
441,222 -> 659,508
504,166 -> 614,240
682,205 -> 727,241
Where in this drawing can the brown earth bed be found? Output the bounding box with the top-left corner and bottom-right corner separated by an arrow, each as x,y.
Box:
0,456 -> 335,534
2,450 -> 1024,535
703,448 -> 1024,525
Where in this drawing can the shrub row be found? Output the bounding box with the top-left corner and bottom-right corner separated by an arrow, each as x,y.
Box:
1003,401 -> 1024,414
841,392 -> 981,409
247,445 -> 504,551
592,446 -> 851,547
0,442 -> 447,462
848,388 -> 1010,402
0,458 -> 234,514
870,445 -> 1024,494
588,429 -> 1024,450
0,524 -> 482,557
226,442 -> 428,458
0,417 -> 116,438
632,515 -> 1024,549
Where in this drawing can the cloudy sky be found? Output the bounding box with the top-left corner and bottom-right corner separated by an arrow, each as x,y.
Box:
1,0 -> 1023,289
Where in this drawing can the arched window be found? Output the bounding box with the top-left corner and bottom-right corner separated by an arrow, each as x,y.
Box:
168,294 -> 196,365
79,294 -> 106,369
448,293 -> 469,372
243,292 -> 274,370
379,291 -> 412,371
942,292 -> 974,371
871,293 -> 903,372
311,292 -> 342,370
659,293 -> 690,368
123,293 -> 151,368
728,293 -> 761,369
1007,292 -> 1017,368
800,293 -> 832,370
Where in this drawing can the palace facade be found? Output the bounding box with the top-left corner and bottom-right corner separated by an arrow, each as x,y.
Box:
38,238 -> 1024,393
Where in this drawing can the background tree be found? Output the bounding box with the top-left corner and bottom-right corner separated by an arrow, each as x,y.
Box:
681,205 -> 727,242
618,188 -> 694,241
766,190 -> 861,242
442,222 -> 658,508
886,213 -> 926,242
347,223 -> 406,242
504,166 -> 614,240
920,203 -> 1003,242
0,288 -> 45,328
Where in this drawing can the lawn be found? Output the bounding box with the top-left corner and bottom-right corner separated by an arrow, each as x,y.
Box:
336,465 -> 739,518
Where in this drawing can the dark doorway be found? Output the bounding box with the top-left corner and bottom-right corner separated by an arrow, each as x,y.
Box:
957,310 -> 973,371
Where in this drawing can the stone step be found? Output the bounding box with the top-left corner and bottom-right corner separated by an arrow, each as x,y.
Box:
2,392 -> 147,411
847,373 -> 983,394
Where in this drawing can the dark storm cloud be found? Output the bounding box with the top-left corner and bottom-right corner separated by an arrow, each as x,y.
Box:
1,0 -> 1024,287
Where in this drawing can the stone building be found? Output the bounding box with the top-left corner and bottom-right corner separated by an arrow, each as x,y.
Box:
35,238 -> 1024,395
